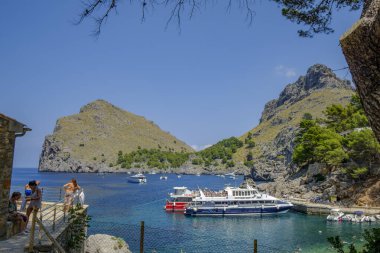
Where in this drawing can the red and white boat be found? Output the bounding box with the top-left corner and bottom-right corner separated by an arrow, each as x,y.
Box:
165,187 -> 197,212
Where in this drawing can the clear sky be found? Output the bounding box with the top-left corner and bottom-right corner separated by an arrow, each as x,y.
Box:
0,1 -> 360,167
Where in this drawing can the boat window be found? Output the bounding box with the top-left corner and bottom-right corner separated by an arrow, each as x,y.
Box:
252,201 -> 258,204
215,202 -> 221,204
233,191 -> 236,196
259,200 -> 264,204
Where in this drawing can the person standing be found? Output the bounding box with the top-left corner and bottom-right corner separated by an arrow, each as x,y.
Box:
25,180 -> 42,226
21,180 -> 40,211
63,179 -> 81,211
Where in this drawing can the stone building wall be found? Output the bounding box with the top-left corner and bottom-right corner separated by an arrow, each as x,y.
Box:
0,117 -> 17,238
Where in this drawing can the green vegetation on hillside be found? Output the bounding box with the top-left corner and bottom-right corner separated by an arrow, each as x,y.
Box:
293,94 -> 380,179
116,149 -> 190,169
195,137 -> 244,168
234,88 -> 354,165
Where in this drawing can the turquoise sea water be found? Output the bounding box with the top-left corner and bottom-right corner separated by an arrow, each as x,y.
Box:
11,168 -> 379,253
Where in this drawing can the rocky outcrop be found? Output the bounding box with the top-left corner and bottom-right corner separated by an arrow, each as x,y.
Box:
256,163 -> 380,206
85,234 -> 132,253
260,64 -> 352,123
39,100 -> 194,173
39,136 -> 113,173
240,64 -> 354,181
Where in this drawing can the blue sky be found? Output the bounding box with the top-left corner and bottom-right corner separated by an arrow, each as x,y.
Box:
0,1 -> 360,167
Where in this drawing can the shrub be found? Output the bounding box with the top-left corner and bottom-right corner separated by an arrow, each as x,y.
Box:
313,173 -> 326,182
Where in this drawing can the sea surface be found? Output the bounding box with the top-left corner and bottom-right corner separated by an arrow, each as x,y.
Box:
11,168 -> 379,253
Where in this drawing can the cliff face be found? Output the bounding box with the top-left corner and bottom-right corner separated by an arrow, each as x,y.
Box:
235,64 -> 354,180
260,64 -> 352,123
39,100 -> 194,173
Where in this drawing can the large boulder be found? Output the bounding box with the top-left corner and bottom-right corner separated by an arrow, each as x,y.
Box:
85,234 -> 132,253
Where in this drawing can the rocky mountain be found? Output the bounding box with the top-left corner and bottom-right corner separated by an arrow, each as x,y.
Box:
233,64 -> 354,180
39,100 -> 194,172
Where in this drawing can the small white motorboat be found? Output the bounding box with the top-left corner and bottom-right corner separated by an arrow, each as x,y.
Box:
363,216 -> 376,222
342,214 -> 354,221
177,175 -> 181,178
128,173 -> 147,183
327,209 -> 345,221
196,173 -> 201,176
352,211 -> 364,223
225,172 -> 235,177
160,176 -> 168,180
375,215 -> 380,220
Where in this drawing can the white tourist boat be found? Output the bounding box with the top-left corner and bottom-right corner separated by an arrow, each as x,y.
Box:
327,209 -> 345,221
128,173 -> 147,183
185,185 -> 293,216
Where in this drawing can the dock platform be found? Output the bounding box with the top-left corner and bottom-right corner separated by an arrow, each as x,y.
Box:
290,198 -> 380,215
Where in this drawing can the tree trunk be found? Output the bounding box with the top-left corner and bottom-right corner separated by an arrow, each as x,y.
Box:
340,0 -> 380,142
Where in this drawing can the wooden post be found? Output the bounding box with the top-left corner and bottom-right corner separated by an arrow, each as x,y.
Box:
140,221 -> 145,253
28,207 -> 38,252
38,208 -> 43,244
254,239 -> 257,253
53,207 -> 57,231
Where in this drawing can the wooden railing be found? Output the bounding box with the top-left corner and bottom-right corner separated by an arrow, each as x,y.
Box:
28,200 -> 68,253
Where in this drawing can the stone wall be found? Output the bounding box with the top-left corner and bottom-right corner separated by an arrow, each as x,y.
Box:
0,117 -> 17,238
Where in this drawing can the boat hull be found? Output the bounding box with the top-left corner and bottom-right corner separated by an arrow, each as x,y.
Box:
128,178 -> 146,183
185,205 -> 292,216
165,201 -> 189,212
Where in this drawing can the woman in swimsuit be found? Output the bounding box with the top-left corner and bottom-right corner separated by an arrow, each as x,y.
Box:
63,178 -> 81,211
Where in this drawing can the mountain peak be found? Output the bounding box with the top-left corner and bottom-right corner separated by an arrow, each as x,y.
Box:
260,64 -> 353,123
303,64 -> 350,90
79,99 -> 119,114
